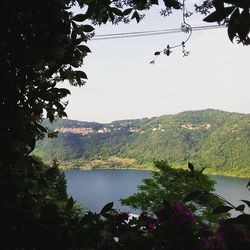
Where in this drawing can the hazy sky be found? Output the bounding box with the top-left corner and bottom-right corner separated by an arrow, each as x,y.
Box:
63,5 -> 250,123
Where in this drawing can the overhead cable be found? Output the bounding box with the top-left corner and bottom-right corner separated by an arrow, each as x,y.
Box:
91,25 -> 225,41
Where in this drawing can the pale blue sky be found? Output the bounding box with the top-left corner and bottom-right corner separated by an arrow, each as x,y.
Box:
63,4 -> 250,123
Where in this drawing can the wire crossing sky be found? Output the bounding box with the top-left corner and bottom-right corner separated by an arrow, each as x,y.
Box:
92,25 -> 225,40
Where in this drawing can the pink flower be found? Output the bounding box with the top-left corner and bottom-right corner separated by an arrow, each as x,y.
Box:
171,202 -> 198,224
139,212 -> 159,229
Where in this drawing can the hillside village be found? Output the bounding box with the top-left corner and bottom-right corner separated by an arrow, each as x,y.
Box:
56,123 -> 211,136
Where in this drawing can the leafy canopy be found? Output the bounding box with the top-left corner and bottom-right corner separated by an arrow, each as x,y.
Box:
121,161 -> 227,226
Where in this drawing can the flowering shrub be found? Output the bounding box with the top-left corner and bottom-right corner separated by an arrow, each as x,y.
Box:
87,197 -> 250,250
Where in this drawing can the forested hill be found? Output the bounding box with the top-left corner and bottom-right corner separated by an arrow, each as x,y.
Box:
34,109 -> 250,177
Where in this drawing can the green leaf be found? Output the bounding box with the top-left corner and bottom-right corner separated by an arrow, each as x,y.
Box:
235,204 -> 245,212
241,200 -> 250,208
110,7 -> 124,16
77,45 -> 91,53
81,25 -> 94,33
100,202 -> 114,214
213,205 -> 233,214
203,6 -> 236,22
75,70 -> 88,79
123,8 -> 133,16
131,11 -> 140,23
72,14 -> 87,22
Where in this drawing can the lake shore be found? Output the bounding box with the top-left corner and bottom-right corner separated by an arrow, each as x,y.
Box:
55,158 -> 250,179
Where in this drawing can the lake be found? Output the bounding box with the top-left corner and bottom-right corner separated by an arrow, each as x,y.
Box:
65,169 -> 250,214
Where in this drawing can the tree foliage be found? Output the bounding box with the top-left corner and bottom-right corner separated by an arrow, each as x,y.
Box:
121,161 -> 227,226
0,0 -> 249,249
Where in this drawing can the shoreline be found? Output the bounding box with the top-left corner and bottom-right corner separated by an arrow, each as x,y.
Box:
58,163 -> 250,179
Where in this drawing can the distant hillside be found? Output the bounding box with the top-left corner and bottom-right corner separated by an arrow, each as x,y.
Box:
34,109 -> 250,177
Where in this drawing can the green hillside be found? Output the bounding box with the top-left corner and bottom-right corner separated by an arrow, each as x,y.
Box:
34,109 -> 250,177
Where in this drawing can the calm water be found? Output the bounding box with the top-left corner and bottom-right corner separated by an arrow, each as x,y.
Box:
65,169 -> 250,214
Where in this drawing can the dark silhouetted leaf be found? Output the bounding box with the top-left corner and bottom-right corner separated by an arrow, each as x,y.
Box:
111,7 -> 124,16
163,0 -> 181,9
82,25 -> 94,33
225,0 -> 250,9
123,8 -> 133,16
77,45 -> 91,53
72,14 -> 87,22
66,197 -> 74,211
213,205 -> 233,214
75,71 -> 88,79
241,200 -> 250,208
213,0 -> 224,11
247,180 -> 250,189
200,167 -> 206,174
36,123 -> 47,133
228,8 -> 240,42
154,51 -> 161,56
100,202 -> 114,214
59,88 -> 71,96
235,204 -> 245,211
203,6 -> 236,22
72,38 -> 84,46
131,11 -> 140,23
188,162 -> 194,172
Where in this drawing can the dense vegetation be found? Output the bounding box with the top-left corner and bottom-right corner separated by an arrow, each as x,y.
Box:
121,161 -> 228,227
1,0 -> 249,249
35,109 -> 250,177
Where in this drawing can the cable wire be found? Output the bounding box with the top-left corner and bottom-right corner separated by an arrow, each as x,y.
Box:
91,25 -> 225,41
